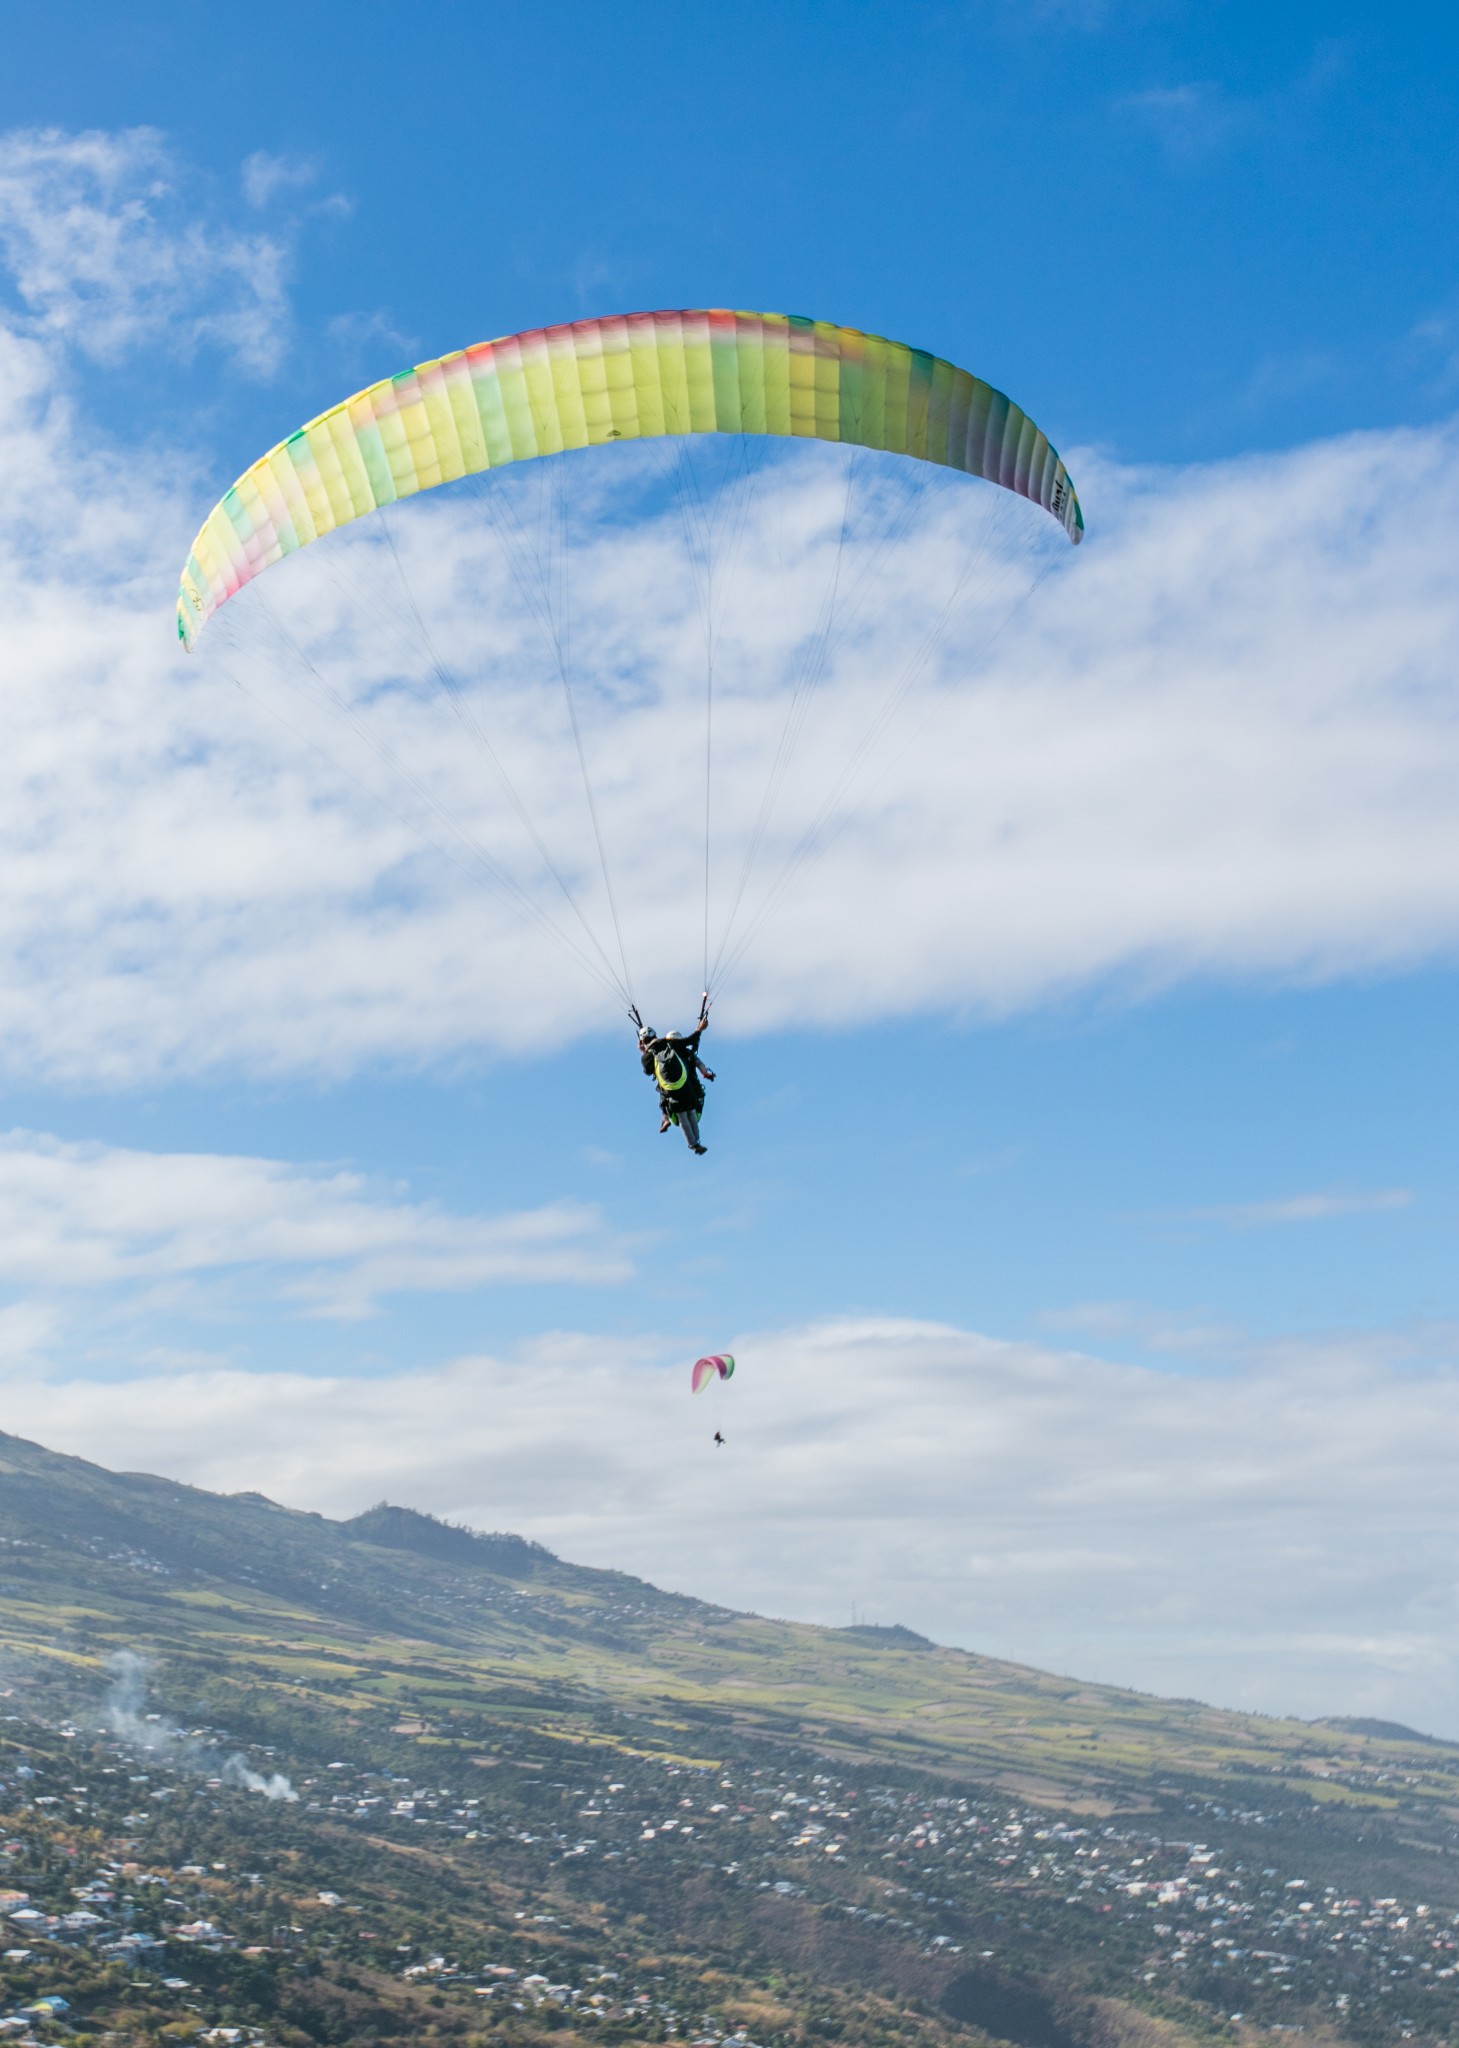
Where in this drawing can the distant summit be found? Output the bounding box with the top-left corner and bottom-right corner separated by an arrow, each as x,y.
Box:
1318,1715 -> 1441,1745
344,1502 -> 554,1574
840,1622 -> 934,1650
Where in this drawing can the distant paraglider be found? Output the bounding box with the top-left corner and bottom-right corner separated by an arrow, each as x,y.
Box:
693,1352 -> 735,1448
692,1353 -> 735,1394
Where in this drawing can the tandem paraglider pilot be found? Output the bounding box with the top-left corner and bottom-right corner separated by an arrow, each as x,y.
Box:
636,998 -> 715,1154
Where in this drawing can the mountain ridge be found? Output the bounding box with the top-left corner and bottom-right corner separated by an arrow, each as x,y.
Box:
0,1424 -> 1454,1811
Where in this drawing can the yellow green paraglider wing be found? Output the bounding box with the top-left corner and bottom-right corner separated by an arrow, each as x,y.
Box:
177,309 -> 1082,648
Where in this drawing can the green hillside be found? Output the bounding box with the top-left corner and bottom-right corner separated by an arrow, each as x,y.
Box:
0,1429 -> 1457,2048
0,1428 -> 1448,1814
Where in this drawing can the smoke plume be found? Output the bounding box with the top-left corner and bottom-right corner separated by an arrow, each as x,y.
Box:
104,1651 -> 297,1801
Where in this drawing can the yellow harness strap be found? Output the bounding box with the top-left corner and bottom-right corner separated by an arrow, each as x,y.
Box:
655,1050 -> 688,1091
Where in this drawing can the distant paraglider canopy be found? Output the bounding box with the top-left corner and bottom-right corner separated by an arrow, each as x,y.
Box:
691,1353 -> 735,1394
177,309 -> 1083,1024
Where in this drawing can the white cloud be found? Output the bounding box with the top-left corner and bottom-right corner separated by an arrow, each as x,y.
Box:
0,127 -> 290,372
324,307 -> 416,372
1115,46 -> 1346,167
0,1129 -> 629,1328
5,385 -> 1459,1084
1,124 -> 1459,1086
241,151 -> 318,210
11,1312 -> 1459,1735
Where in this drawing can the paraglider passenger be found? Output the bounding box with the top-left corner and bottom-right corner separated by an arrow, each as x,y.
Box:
637,1001 -> 715,1154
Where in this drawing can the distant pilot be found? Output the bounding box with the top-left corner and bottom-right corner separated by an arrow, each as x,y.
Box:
713,1431 -> 725,1447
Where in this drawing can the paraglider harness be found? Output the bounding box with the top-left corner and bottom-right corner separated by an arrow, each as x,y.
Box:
634,998 -> 712,1121
654,1042 -> 693,1096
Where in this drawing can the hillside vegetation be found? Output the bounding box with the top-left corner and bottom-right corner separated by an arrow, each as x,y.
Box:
0,1430 -> 1456,2048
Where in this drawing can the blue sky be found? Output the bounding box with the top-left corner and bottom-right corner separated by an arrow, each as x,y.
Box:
1,1 -> 1459,1729
8,0 -> 1459,466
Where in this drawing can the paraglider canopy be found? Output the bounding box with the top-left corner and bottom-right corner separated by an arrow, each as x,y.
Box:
175,308 -> 1084,1030
176,308 -> 1082,648
692,1353 -> 735,1394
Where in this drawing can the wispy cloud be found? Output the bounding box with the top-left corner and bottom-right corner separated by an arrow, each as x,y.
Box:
1116,41 -> 1350,167
0,1129 -> 631,1329
1409,299 -> 1459,396
0,127 -> 292,374
324,307 -> 416,375
1184,1187 -> 1414,1229
240,150 -> 319,210
1233,348 -> 1347,416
